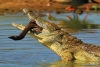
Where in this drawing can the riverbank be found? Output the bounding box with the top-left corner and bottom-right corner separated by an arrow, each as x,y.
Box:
0,0 -> 100,15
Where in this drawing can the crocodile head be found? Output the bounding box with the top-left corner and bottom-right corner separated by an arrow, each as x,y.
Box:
23,8 -> 46,28
23,8 -> 61,33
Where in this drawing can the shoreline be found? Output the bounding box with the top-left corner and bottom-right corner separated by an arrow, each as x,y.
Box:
0,0 -> 100,15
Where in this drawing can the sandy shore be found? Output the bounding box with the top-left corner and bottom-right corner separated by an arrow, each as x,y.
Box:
0,0 -> 100,15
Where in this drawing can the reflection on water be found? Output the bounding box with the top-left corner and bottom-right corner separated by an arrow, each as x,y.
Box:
61,18 -> 100,29
0,13 -> 100,67
46,12 -> 100,33
49,60 -> 100,67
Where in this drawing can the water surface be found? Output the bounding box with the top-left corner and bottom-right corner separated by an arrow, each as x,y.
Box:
0,13 -> 100,67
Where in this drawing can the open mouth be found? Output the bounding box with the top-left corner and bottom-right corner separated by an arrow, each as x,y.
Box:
8,9 -> 43,40
22,9 -> 43,32
30,20 -> 43,33
22,9 -> 43,33
8,20 -> 43,40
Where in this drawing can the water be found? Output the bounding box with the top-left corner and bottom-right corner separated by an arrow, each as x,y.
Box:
0,13 -> 100,67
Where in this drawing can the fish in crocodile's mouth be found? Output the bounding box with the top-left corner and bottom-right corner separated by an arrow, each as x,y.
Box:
8,20 -> 43,40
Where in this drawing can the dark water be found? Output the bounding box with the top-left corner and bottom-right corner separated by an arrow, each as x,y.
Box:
0,13 -> 100,67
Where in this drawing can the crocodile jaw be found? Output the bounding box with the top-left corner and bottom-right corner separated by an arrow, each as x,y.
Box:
23,8 -> 48,30
11,22 -> 64,57
12,22 -> 49,39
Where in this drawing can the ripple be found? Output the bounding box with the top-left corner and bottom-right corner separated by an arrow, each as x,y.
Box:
0,13 -> 100,67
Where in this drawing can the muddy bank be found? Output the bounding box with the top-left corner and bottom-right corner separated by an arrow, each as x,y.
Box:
0,0 -> 100,15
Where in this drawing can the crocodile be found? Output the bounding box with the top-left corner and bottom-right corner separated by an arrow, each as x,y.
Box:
9,8 -> 100,61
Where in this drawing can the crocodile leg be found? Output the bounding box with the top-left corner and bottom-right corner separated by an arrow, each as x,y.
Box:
61,51 -> 74,61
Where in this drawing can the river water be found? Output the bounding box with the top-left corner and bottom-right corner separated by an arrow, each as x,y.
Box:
0,12 -> 100,67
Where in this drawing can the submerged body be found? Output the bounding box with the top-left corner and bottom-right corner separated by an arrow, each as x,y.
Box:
9,9 -> 100,61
